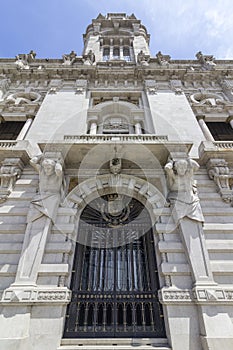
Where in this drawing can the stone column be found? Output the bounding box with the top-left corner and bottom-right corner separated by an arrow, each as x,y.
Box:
197,116 -> 215,141
134,122 -> 142,135
90,122 -> 97,135
16,117 -> 33,140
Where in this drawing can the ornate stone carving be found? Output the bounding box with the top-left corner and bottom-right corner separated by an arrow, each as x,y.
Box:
164,157 -> 204,222
165,157 -> 215,285
156,51 -> 170,66
207,158 -> 232,203
110,158 -> 121,175
14,153 -> 65,285
6,91 -> 41,105
15,50 -> 36,69
137,50 -> 150,66
28,155 -> 64,223
62,50 -> 77,65
191,92 -> 226,106
196,51 -> 216,70
0,158 -> 24,202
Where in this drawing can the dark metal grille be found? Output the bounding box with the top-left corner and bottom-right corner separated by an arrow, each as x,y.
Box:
64,196 -> 165,338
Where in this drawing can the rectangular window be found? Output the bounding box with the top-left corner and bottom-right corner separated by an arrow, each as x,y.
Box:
206,122 -> 233,141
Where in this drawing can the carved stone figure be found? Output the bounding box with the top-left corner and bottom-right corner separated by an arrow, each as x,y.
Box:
62,50 -> 77,65
15,50 -> 36,69
165,158 -> 204,222
137,50 -> 150,66
165,157 -> 214,285
156,51 -> 170,66
196,51 -> 216,70
83,50 -> 95,65
28,155 -> 64,223
14,154 -> 64,285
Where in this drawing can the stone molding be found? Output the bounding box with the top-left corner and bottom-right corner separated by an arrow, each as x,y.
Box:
1,287 -> 71,305
159,287 -> 233,305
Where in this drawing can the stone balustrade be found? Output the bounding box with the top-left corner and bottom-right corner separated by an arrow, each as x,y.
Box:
64,134 -> 168,143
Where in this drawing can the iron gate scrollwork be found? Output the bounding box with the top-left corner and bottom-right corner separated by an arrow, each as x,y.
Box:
64,195 -> 166,338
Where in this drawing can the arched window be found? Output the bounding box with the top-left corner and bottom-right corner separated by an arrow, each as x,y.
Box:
64,195 -> 166,338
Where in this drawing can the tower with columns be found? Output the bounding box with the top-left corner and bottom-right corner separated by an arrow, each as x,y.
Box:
0,13 -> 233,350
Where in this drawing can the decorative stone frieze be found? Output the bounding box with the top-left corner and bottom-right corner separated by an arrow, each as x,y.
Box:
206,158 -> 232,203
0,157 -> 24,202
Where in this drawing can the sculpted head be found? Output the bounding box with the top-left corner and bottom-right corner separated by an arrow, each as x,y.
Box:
174,159 -> 188,176
42,159 -> 55,176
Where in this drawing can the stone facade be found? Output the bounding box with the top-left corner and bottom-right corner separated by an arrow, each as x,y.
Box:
0,12 -> 233,350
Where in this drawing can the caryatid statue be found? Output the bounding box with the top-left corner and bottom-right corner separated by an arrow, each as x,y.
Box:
164,157 -> 214,285
14,155 -> 64,285
164,158 -> 204,223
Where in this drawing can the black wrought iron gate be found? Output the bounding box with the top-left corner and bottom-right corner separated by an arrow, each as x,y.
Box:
64,195 -> 166,338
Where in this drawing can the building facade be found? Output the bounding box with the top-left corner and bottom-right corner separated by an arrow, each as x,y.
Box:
0,12 -> 233,350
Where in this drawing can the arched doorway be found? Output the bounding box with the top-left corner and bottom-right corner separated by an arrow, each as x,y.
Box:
64,194 -> 166,338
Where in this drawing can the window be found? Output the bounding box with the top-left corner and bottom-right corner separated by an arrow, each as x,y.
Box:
206,122 -> 233,141
123,46 -> 131,61
0,121 -> 25,140
113,47 -> 120,60
103,47 -> 110,61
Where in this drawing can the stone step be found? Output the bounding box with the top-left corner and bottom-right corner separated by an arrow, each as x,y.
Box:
57,346 -> 171,350
58,338 -> 171,350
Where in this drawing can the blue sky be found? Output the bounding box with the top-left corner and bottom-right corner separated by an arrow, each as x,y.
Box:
1,0 -> 233,59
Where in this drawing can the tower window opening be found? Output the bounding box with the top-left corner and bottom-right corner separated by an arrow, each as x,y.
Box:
123,46 -> 131,61
113,47 -> 120,60
103,47 -> 110,61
